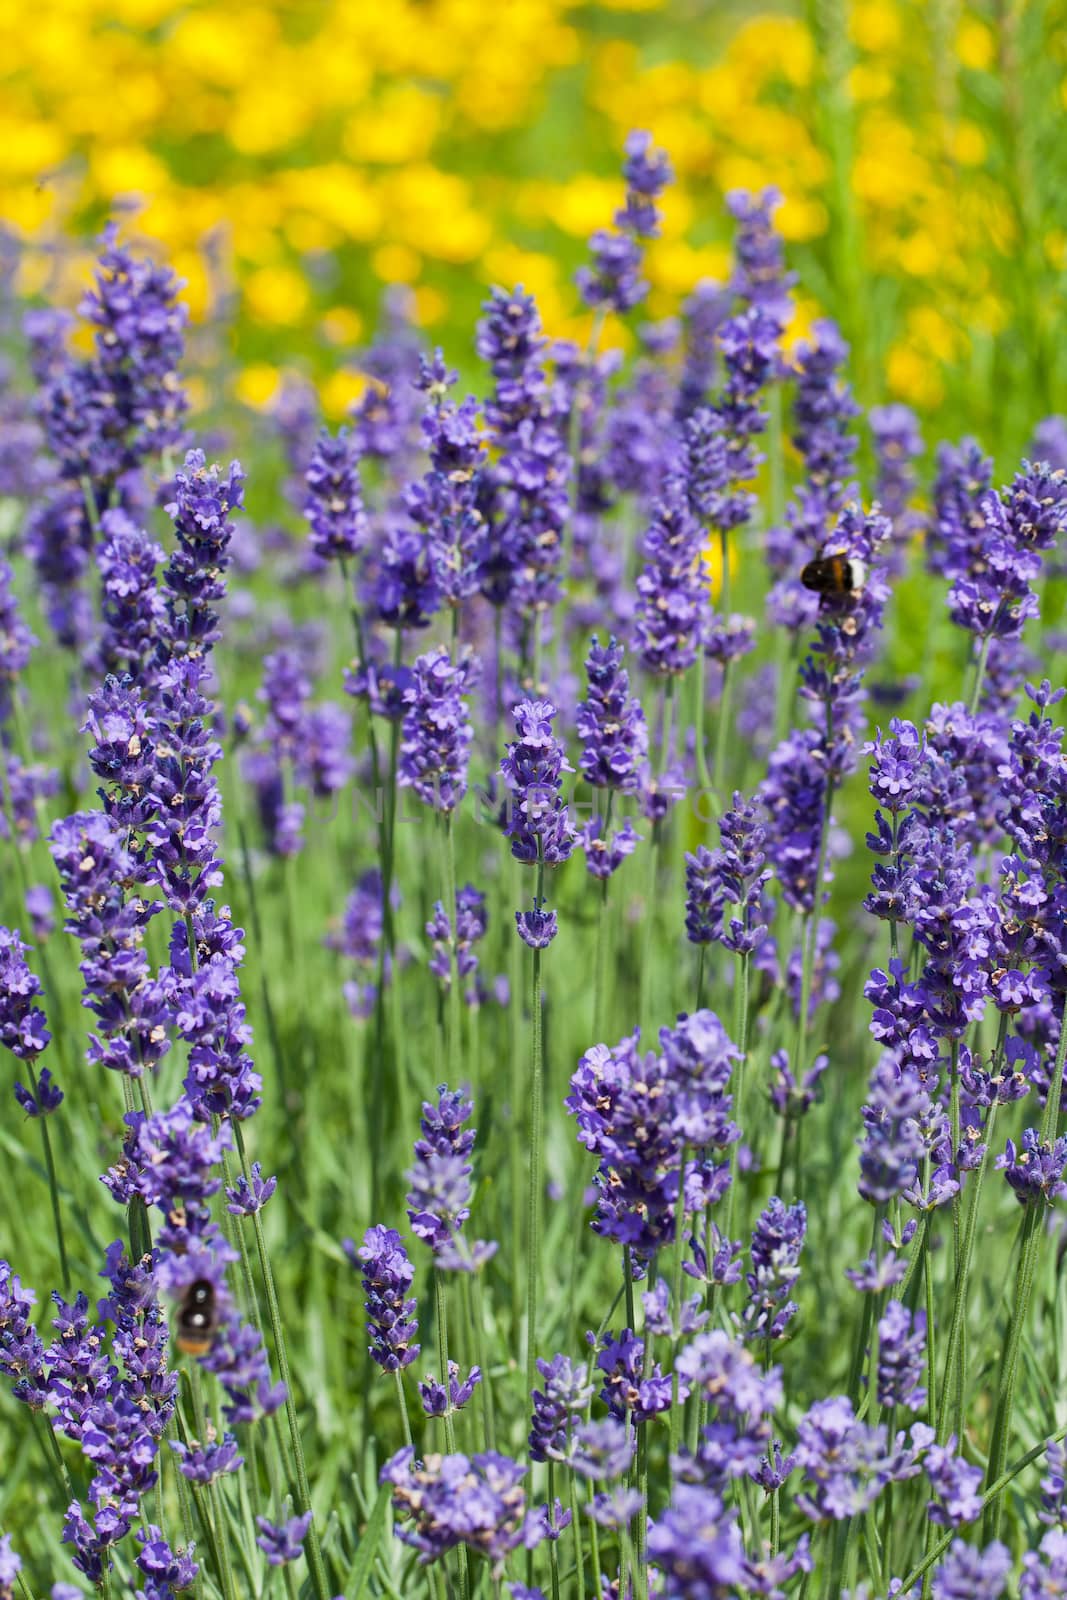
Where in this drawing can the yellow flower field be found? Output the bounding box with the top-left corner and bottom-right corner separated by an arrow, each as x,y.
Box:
2,0 -> 1064,438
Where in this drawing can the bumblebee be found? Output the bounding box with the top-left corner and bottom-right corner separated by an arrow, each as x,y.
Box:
800,553 -> 867,599
175,1279 -> 219,1357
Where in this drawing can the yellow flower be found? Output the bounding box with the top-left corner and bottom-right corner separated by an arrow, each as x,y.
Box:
244,265 -> 310,325
234,362 -> 281,410
701,532 -> 739,602
956,16 -> 994,71
850,0 -> 901,53
321,307 -> 365,346
321,368 -> 369,421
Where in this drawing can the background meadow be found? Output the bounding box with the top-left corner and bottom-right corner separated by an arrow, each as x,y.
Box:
1,3 -> 1067,1599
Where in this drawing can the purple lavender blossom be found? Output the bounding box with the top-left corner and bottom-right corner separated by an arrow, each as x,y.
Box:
419,1361 -> 482,1417
381,1447 -> 550,1570
675,279 -> 733,421
685,792 -> 770,953
529,1354 -> 593,1463
0,1261 -> 48,1408
23,486 -> 92,651
1022,1530 -> 1067,1600
567,1014 -> 737,1259
304,426 -> 367,562
225,1161 -> 276,1216
475,285 -> 569,617
134,1525 -> 199,1598
870,403 -> 923,559
500,699 -> 574,867
577,636 -> 647,793
769,1049 -> 828,1122
255,1512 -> 313,1566
925,1437 -> 983,1527
876,1301 -> 927,1412
634,488 -> 709,679
79,225 -> 189,464
684,307 -> 778,542
997,1128 -> 1067,1204
349,1225 -> 420,1372
765,317 -> 858,618
727,187 -> 795,323
930,1539 -> 1011,1600
0,1535 -> 19,1599
373,520 -> 441,630
759,729 -> 828,916
399,648 -> 476,813
92,508 -> 166,681
568,1417 -> 634,1481
577,131 -> 671,314
1042,1437 -> 1067,1528
406,367 -> 486,611
515,902 -> 558,950
0,927 -> 51,1065
741,1198 -> 805,1342
0,561 -> 34,727
161,449 -> 245,660
170,1432 -> 243,1486
596,1328 -> 673,1424
49,810 -> 170,1083
426,886 -> 487,998
330,868 -> 391,1020
927,438 -> 994,580
405,1087 -> 495,1269
646,1485 -> 747,1596
794,1396 -> 929,1520
577,816 -> 641,881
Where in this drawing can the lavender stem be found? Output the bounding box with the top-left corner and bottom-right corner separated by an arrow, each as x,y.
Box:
232,1119 -> 331,1600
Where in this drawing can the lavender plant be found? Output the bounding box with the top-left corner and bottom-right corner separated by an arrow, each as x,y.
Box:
0,144 -> 1066,1600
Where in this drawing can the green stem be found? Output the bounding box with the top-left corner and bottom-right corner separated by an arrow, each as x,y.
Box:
713,661 -> 733,802
28,1063 -> 70,1290
442,810 -> 462,1085
938,1093 -> 1001,1443
560,307 -> 606,589
712,526 -> 734,794
693,656 -> 711,795
847,1210 -> 883,1404
638,681 -> 676,1034
1041,1005 -> 1067,1142
967,632 -> 993,715
592,792 -> 614,1042
668,1143 -> 690,1463
525,936 -> 545,1405
587,1483 -> 602,1596
434,1271 -> 458,1455
508,856 -> 525,1342
982,1201 -> 1044,1541
470,1272 -> 496,1451
232,1121 -> 330,1600
189,1364 -> 238,1600
723,952 -> 753,1240
547,1462 -> 561,1600
394,1369 -> 414,1452
30,1408 -> 74,1506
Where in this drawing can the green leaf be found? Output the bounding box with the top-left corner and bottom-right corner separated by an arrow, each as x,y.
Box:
340,1480 -> 391,1600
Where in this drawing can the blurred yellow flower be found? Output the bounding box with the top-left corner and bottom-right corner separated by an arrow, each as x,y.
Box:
235,362 -> 282,409
245,265 -> 310,324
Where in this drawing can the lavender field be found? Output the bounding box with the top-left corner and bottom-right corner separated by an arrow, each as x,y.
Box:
0,119 -> 1066,1600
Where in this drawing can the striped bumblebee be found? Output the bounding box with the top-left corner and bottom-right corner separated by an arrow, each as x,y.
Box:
175,1278 -> 219,1357
800,553 -> 867,600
